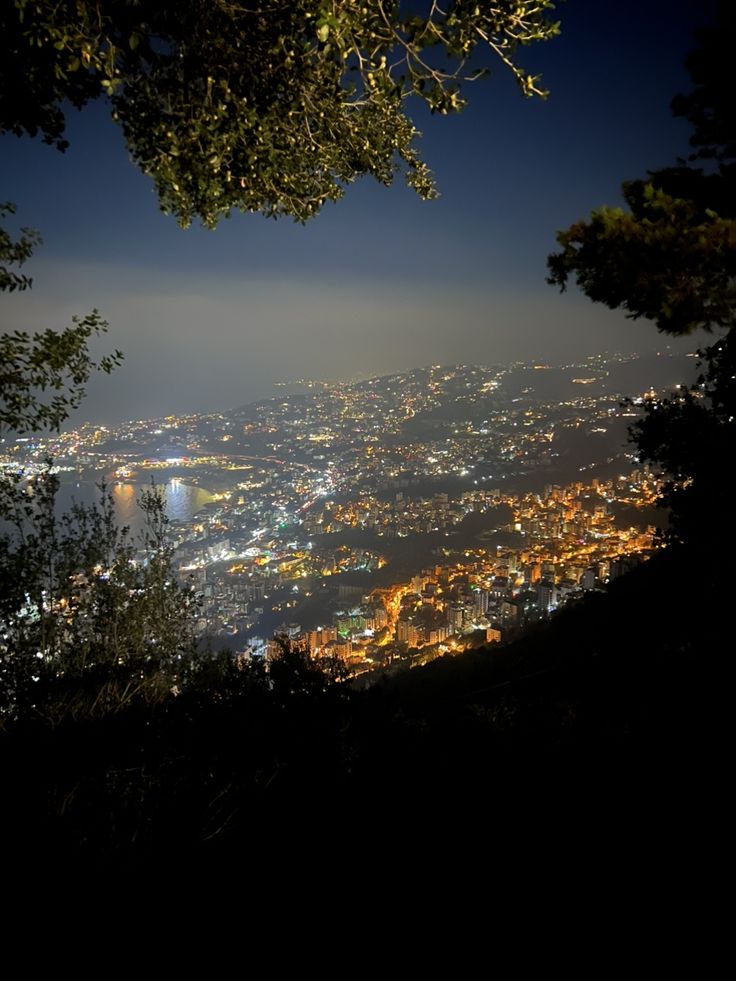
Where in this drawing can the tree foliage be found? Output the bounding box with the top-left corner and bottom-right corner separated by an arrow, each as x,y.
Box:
0,209 -> 182,727
0,201 -> 41,293
0,476 -> 195,724
628,334 -> 736,552
547,7 -> 735,338
1,202 -> 123,435
547,4 -> 736,552
547,177 -> 736,337
2,1 -> 559,226
0,311 -> 123,436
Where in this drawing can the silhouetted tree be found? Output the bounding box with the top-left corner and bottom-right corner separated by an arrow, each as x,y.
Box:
0,476 -> 195,725
1,202 -> 122,434
0,207 -> 190,726
547,4 -> 735,555
268,634 -> 335,699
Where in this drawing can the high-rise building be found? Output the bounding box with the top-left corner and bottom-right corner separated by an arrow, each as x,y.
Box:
536,580 -> 557,612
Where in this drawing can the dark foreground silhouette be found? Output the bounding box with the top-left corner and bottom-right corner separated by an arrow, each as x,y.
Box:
1,545 -> 722,872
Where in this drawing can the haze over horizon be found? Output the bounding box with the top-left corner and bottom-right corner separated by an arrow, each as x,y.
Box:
0,0 -> 716,425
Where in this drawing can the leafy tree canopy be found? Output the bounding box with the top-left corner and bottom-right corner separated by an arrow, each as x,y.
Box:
1,1 -> 559,227
0,203 -> 123,435
547,4 -> 736,554
0,201 -> 40,293
0,309 -> 123,436
628,332 -> 736,551
547,5 -> 735,338
547,177 -> 736,336
0,473 -> 195,725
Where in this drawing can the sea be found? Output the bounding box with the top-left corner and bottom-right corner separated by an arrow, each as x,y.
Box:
54,476 -> 215,535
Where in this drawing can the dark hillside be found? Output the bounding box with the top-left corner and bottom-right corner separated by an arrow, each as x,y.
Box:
1,546 -> 719,871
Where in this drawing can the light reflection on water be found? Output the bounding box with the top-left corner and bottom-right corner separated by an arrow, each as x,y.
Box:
56,478 -> 215,534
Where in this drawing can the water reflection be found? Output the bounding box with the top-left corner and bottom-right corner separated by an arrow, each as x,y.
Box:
58,478 -> 215,534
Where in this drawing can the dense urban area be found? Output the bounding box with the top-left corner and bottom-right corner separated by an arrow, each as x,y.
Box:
3,351 -> 690,678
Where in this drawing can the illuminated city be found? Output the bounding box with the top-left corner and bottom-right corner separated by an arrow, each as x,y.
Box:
1,1 -> 727,858
2,351 -> 684,679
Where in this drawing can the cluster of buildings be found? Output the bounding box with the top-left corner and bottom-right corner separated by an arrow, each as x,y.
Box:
243,468 -> 660,674
2,354 -> 682,675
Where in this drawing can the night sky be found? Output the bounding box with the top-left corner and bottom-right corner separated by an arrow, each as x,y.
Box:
0,0 -> 718,425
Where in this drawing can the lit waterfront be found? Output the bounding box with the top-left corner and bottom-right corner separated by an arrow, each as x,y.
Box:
7,354 -> 690,665
55,477 -> 215,532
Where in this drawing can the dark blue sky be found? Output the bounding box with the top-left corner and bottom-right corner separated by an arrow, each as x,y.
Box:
0,0 -> 718,424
